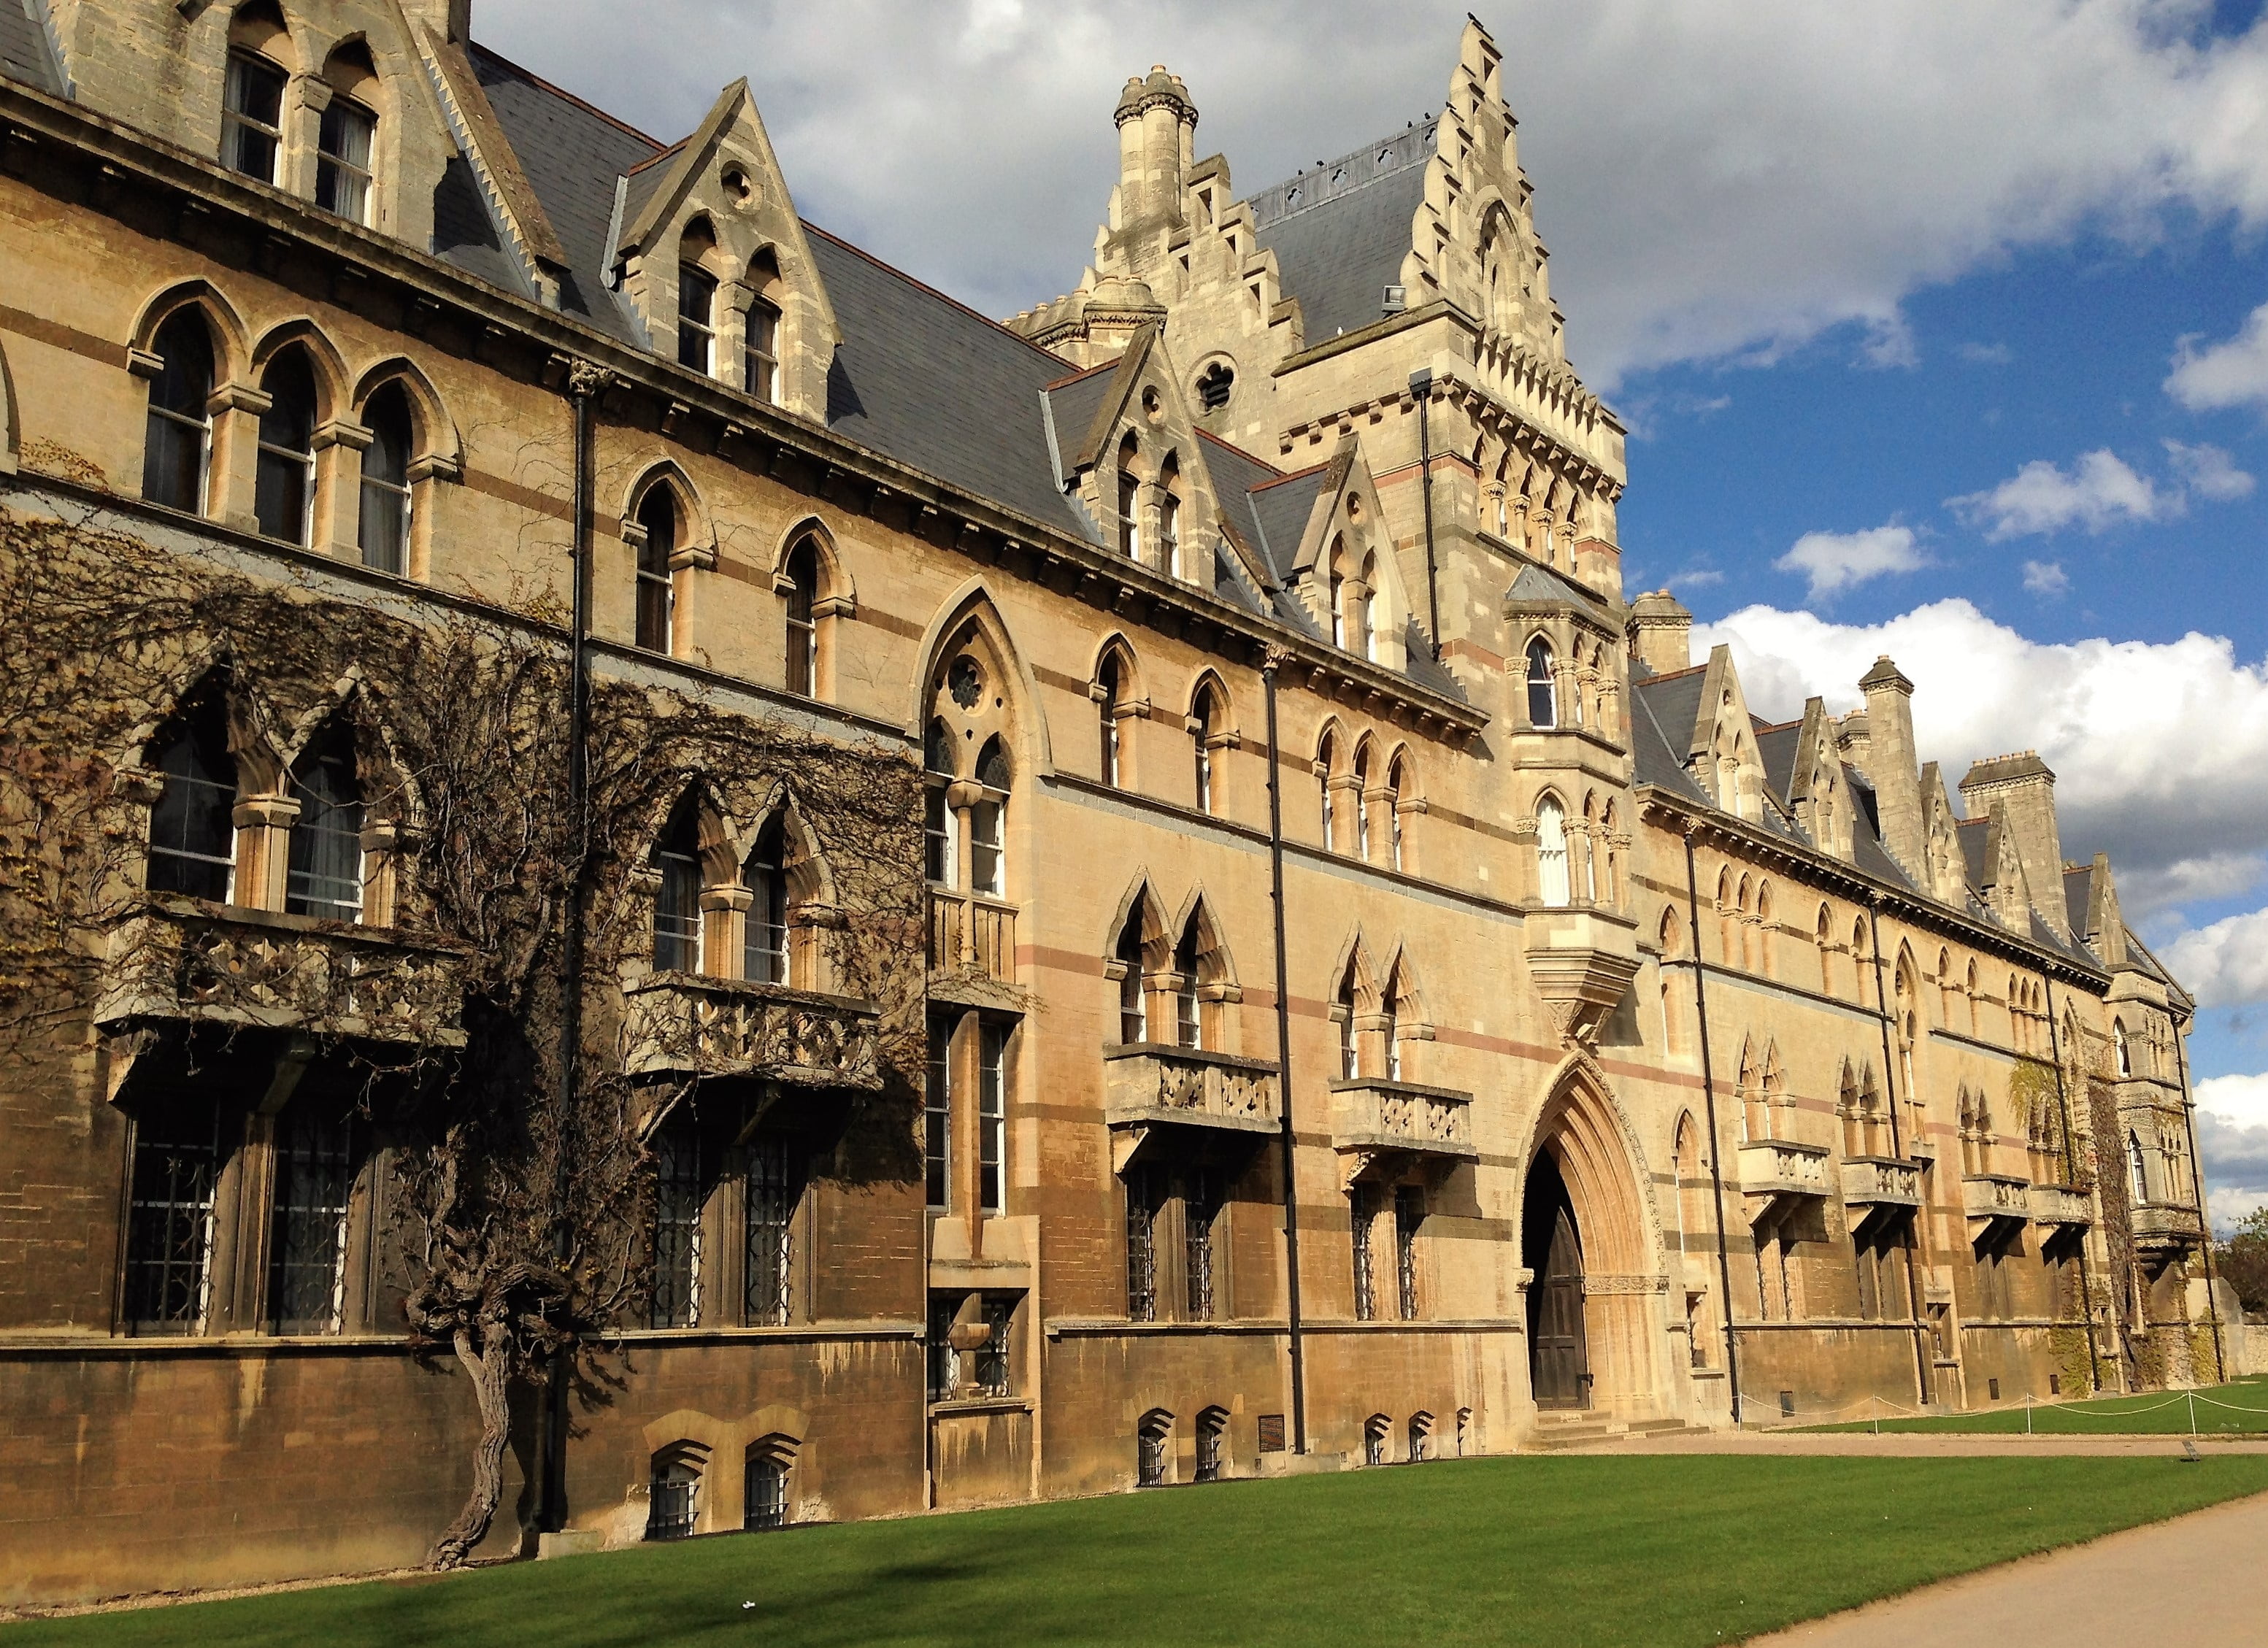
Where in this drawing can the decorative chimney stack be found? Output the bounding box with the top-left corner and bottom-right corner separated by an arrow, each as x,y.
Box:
1959,752 -> 2069,939
1858,657 -> 1925,879
1112,67 -> 1198,235
1626,589 -> 1691,678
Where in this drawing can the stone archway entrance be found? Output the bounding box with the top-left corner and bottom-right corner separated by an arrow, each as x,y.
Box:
1521,1068 -> 1665,1417
1523,1150 -> 1589,1408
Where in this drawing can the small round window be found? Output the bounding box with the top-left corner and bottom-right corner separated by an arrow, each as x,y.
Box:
948,655 -> 983,710
1196,363 -> 1234,412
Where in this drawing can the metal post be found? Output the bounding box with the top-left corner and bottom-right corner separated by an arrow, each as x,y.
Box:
1867,903 -> 1933,1409
1681,827 -> 1742,1422
2172,1029 -> 2227,1385
2042,979 -> 2104,1394
1262,647 -> 1307,1452
1408,368 -> 1441,661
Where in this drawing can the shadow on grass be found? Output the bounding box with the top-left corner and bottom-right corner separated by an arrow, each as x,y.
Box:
12,1456 -> 2268,1648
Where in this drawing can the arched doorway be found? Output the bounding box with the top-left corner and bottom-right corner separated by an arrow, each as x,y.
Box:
1523,1149 -> 1588,1408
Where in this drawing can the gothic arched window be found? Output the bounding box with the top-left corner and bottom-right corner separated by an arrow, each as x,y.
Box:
285,730 -> 364,921
143,311 -> 214,514
635,485 -> 678,653
1536,796 -> 1570,906
254,349 -> 318,545
358,382 -> 414,574
146,696 -> 236,901
1525,637 -> 1557,728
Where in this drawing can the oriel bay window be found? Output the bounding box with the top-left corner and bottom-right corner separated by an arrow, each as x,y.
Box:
1525,636 -> 1558,728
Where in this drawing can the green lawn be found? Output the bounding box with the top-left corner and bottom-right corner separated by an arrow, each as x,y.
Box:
12,1456 -> 2268,1648
1804,1374 -> 2268,1436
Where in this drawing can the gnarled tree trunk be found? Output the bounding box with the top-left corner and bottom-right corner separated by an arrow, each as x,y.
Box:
427,1325 -> 515,1569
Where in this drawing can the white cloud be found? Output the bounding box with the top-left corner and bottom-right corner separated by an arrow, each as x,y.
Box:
2022,559 -> 2070,595
1775,524 -> 1926,598
2199,1071 -> 2268,1130
1689,599 -> 2268,923
1948,450 -> 2168,539
1958,341 -> 2014,364
2168,908 -> 2268,1009
2196,1100 -> 2268,1231
469,1 -> 2268,387
2167,301 -> 2268,412
2164,438 -> 2256,501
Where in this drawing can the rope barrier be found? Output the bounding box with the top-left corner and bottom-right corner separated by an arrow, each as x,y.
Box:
1787,1387 -> 2268,1431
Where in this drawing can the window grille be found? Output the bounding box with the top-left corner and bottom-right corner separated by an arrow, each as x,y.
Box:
745,1136 -> 795,1325
358,385 -> 413,574
1364,1418 -> 1388,1467
1195,1413 -> 1225,1482
124,1104 -> 220,1332
1395,1187 -> 1422,1320
285,746 -> 364,921
646,1462 -> 699,1541
973,1296 -> 1013,1395
1126,1170 -> 1158,1322
745,1455 -> 788,1530
924,1021 -> 951,1209
1138,1418 -> 1169,1487
146,710 -> 236,901
1185,1171 -> 1217,1321
268,1107 -> 353,1333
745,299 -> 780,401
222,52 -> 285,183
253,353 -> 317,546
928,1295 -> 961,1398
143,312 -> 213,514
649,1120 -> 703,1328
1350,1186 -> 1376,1322
977,1023 -> 1006,1214
315,97 -> 375,224
678,265 -> 717,374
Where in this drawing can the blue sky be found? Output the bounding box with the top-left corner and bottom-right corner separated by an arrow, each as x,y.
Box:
481,0 -> 2268,1219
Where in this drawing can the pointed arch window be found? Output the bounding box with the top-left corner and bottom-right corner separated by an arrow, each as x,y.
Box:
254,350 -> 318,546
745,298 -> 780,402
358,383 -> 413,574
1173,916 -> 1203,1050
1354,552 -> 1377,661
1535,796 -> 1570,906
971,736 -> 1010,898
143,311 -> 214,514
1329,566 -> 1348,649
745,817 -> 790,985
1158,456 -> 1183,579
1383,969 -> 1404,1081
1525,637 -> 1557,728
2127,1129 -> 2149,1203
783,537 -> 820,698
924,719 -> 957,887
2114,1020 -> 2131,1079
285,731 -> 364,921
651,801 -> 703,973
1117,455 -> 1141,560
223,50 -> 287,183
146,697 -> 236,901
635,485 -> 677,653
1336,963 -> 1360,1080
1192,683 -> 1220,815
1116,903 -> 1149,1044
1385,755 -> 1407,873
678,264 -> 718,374
315,96 -> 376,225
1098,653 -> 1124,787
1353,744 -> 1373,863
1317,731 -> 1339,851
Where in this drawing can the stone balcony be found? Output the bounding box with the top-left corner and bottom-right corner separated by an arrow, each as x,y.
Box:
622,974 -> 882,1092
1330,1078 -> 1478,1187
1840,1155 -> 1924,1216
2130,1200 -> 2206,1253
928,890 -> 1018,986
1102,1044 -> 1281,1171
1961,1172 -> 2032,1228
2029,1184 -> 2094,1228
93,897 -> 466,1048
1523,906 -> 1642,1044
1737,1138 -> 1831,1219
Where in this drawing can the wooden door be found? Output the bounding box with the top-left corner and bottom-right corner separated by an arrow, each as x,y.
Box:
1531,1206 -> 1590,1408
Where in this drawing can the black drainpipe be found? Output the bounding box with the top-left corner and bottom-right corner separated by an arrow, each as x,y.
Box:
1867,901 -> 1932,1407
539,362 -> 601,1535
2040,977 -> 2104,1393
1408,369 -> 1441,661
1262,647 -> 1307,1452
1680,827 -> 1742,1421
2172,1027 -> 2227,1384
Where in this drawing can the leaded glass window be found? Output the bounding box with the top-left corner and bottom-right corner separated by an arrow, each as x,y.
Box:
745,1136 -> 795,1325
124,1104 -> 221,1333
268,1106 -> 353,1333
650,1119 -> 703,1329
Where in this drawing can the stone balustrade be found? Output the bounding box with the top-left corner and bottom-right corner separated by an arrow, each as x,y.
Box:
2029,1184 -> 2094,1228
623,974 -> 882,1090
95,898 -> 466,1047
929,890 -> 1018,985
2130,1200 -> 2205,1251
1737,1137 -> 1831,1202
1102,1044 -> 1281,1141
1840,1155 -> 1923,1212
1329,1078 -> 1477,1186
1961,1173 -> 2032,1224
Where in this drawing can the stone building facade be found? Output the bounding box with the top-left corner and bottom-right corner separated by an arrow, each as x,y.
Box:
0,1 -> 2221,1606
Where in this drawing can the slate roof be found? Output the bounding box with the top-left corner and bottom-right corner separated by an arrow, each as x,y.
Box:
1957,817 -> 1991,889
0,0 -> 64,96
1756,724 -> 1801,801
2064,864 -> 2095,937
466,44 -> 661,342
1249,124 -> 1434,344
428,153 -> 528,297
1630,674 -> 1712,805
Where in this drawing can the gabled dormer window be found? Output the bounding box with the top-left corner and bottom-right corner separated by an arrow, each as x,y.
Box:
223,52 -> 286,185
745,299 -> 779,402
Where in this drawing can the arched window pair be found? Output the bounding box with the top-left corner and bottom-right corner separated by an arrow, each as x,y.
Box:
649,799 -> 811,987
141,312 -> 423,576
146,693 -> 377,925
926,719 -> 1011,898
1316,732 -> 1412,867
1112,891 -> 1227,1052
1328,534 -> 1378,661
1333,952 -> 1411,1082
645,1438 -> 796,1540
223,17 -> 379,228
